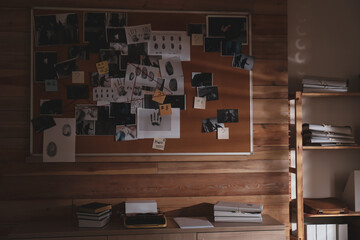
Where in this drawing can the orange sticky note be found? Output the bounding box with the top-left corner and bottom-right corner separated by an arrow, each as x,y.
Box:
96,61 -> 109,75
159,104 -> 172,115
152,89 -> 166,104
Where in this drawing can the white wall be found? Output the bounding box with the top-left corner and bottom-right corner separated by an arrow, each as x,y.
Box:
288,0 -> 360,198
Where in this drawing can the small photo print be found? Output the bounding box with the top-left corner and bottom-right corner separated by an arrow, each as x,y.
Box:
197,86 -> 219,101
232,54 -> 254,71
35,52 -> 57,82
191,72 -> 213,87
106,27 -> 127,43
217,109 -> 239,123
45,79 -> 58,92
140,55 -> 161,68
204,37 -> 223,52
106,12 -> 127,27
54,58 -> 78,79
91,72 -> 111,87
186,23 -> 206,36
109,42 -> 128,55
75,104 -> 98,121
202,117 -> 224,133
109,102 -> 131,118
221,40 -> 242,56
125,24 -> 151,44
40,99 -> 62,115
207,15 -> 248,44
66,85 -> 89,99
84,12 -> 107,51
68,45 -> 90,60
115,125 -> 137,141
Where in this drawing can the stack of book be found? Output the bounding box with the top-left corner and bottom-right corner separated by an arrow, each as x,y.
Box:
213,201 -> 263,223
76,202 -> 112,228
302,76 -> 348,93
303,123 -> 357,146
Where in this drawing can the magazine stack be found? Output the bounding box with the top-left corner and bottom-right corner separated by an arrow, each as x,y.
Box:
213,201 -> 263,223
303,123 -> 356,146
302,76 -> 348,93
76,202 -> 112,228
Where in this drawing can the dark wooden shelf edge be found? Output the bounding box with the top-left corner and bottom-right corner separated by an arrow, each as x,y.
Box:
302,92 -> 360,97
304,211 -> 360,218
303,146 -> 360,150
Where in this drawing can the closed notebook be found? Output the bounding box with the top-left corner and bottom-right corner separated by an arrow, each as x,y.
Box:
174,217 -> 214,229
78,217 -> 110,228
77,202 -> 112,214
214,201 -> 263,213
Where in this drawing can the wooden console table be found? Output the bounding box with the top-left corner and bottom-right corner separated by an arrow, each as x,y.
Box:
7,215 -> 285,240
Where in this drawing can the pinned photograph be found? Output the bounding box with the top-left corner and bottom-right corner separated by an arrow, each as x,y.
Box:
217,127 -> 229,139
191,72 -> 213,87
84,12 -> 107,51
68,45 -> 89,60
232,54 -> 254,71
31,115 -> 56,133
163,76 -> 184,95
45,79 -> 58,92
125,64 -> 160,97
204,37 -> 223,52
217,109 -> 239,123
75,105 -> 97,136
106,12 -> 127,27
109,102 -> 131,118
35,52 -> 57,82
164,95 -> 186,110
110,42 -> 128,55
91,72 -> 111,87
34,15 -> 57,45
152,138 -> 166,150
197,86 -> 219,101
125,24 -> 151,44
207,15 -> 248,44
140,55 -> 161,68
72,71 -> 84,83
43,118 -> 76,162
137,108 -> 180,139
66,85 -> 89,99
194,96 -> 206,109
202,117 -> 224,133
159,58 -> 183,78
40,99 -> 62,115
221,40 -> 242,56
54,58 -> 78,79
107,27 -> 127,44
95,116 -> 116,136
115,125 -> 137,141
186,23 -> 206,36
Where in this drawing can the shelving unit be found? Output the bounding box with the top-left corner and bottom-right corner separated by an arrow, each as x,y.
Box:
292,91 -> 360,240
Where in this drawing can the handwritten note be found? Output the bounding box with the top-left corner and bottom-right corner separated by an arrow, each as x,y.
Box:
72,71 -> 84,83
159,104 -> 172,116
96,61 -> 109,75
194,96 -> 206,109
152,138 -> 166,150
217,127 -> 229,140
152,89 -> 166,104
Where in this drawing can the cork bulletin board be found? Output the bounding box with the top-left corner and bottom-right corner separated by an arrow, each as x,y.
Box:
30,7 -> 253,157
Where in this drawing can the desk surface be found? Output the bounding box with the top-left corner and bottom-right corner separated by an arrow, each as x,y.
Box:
8,215 -> 285,239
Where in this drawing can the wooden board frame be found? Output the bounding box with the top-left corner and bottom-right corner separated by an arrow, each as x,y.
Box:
30,7 -> 253,158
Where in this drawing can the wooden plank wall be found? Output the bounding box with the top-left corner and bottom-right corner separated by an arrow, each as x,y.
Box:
0,0 -> 289,237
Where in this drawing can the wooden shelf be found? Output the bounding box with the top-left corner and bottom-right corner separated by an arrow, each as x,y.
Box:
302,92 -> 360,97
305,211 -> 360,218
303,146 -> 360,150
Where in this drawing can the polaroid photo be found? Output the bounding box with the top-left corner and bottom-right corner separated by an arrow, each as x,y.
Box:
202,117 -> 224,133
54,58 -> 78,79
204,37 -> 223,52
152,138 -> 166,150
31,115 -> 56,133
68,45 -> 89,60
45,79 -> 58,92
159,58 -> 183,78
43,118 -> 76,162
84,12 -> 107,51
207,15 -> 248,44
191,72 -> 213,87
137,108 -> 180,139
125,24 -> 151,44
115,125 -> 137,141
217,109 -> 239,123
162,76 -> 184,95
35,52 -> 57,82
221,40 -> 242,56
106,12 -> 127,27
40,99 -> 62,115
91,72 -> 111,87
140,55 -> 161,68
217,127 -> 229,139
66,85 -> 89,99
232,54 -> 254,71
111,78 -> 133,102
197,86 -> 219,101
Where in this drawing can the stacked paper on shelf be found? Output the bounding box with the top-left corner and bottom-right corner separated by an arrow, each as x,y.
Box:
76,202 -> 112,228
302,76 -> 348,93
213,201 -> 263,223
302,123 -> 357,146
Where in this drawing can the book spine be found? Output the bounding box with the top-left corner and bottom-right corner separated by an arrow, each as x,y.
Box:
305,224 -> 316,240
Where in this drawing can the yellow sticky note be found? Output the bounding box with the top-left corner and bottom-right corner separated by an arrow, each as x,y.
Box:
96,61 -> 109,75
159,104 -> 172,115
194,96 -> 206,109
152,89 -> 166,104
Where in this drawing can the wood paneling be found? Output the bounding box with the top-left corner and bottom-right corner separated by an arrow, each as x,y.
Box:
252,59 -> 288,86
253,86 -> 288,99
253,99 -> 289,123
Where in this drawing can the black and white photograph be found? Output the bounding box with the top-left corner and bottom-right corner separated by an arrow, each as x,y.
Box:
221,40 -> 242,56
31,115 -> 56,133
34,13 -> 79,45
140,55 -> 161,68
109,102 -> 131,118
143,94 -> 160,109
95,105 -> 116,136
110,42 -> 128,55
75,105 -> 97,136
232,54 -> 254,71
186,23 -> 206,36
137,108 -> 180,139
202,117 -> 224,133
84,12 -> 107,51
127,43 -> 147,64
111,78 -> 133,103
40,99 -> 62,115
164,95 -> 186,110
115,113 -> 136,125
106,27 -> 127,43
197,86 -> 219,101
66,85 -> 89,99
43,118 -> 76,162
91,72 -> 111,87
125,63 -> 159,93
100,49 -> 121,76
54,58 -> 78,79
191,72 -> 213,87
106,12 -> 127,27
68,45 -> 89,60
35,52 -> 57,82
115,125 -> 137,141
163,76 -> 184,95
217,109 -> 239,123
148,31 -> 186,55
204,37 -> 223,52
159,58 -> 183,77
125,24 -> 151,44
207,15 -> 248,44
